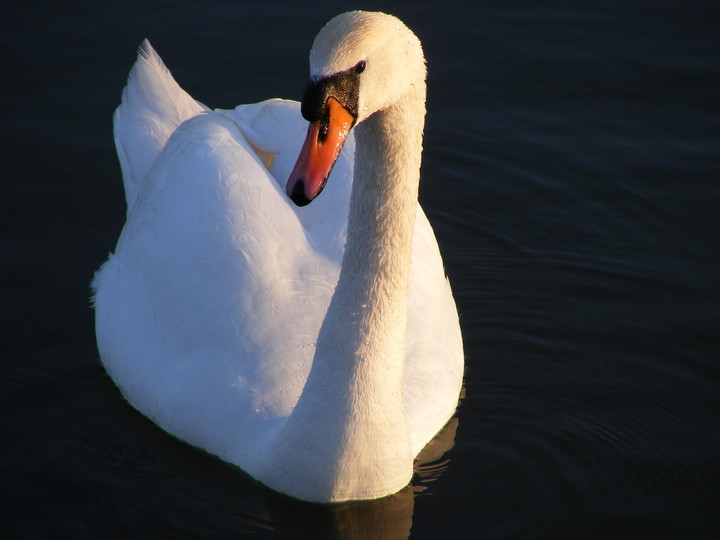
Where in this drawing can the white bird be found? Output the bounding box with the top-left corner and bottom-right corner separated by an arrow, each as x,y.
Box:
93,10 -> 464,503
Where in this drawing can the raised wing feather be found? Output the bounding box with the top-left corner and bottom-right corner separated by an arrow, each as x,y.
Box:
114,40 -> 209,210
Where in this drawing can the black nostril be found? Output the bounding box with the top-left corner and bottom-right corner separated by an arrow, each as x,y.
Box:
318,111 -> 330,143
290,179 -> 312,207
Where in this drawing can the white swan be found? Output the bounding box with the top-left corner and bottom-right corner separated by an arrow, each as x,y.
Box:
93,11 -> 463,503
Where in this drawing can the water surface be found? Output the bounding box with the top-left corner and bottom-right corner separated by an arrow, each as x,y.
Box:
2,0 -> 719,537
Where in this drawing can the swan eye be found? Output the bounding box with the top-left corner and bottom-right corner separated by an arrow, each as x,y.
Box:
354,60 -> 366,74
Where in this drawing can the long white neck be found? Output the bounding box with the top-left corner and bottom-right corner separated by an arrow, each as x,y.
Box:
263,84 -> 426,502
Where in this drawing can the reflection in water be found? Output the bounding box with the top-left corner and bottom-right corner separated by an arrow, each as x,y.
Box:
265,417 -> 458,540
265,485 -> 414,540
100,368 -> 460,539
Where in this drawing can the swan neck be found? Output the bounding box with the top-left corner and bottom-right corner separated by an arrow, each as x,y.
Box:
350,89 -> 426,271
265,84 -> 426,502
341,86 -> 426,349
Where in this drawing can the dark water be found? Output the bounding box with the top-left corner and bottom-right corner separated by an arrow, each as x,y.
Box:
2,0 -> 719,538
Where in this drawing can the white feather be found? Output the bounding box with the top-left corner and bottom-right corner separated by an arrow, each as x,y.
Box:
113,39 -> 209,210
94,11 -> 463,503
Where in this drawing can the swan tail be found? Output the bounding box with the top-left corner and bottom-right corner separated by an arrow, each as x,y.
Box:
114,39 -> 209,210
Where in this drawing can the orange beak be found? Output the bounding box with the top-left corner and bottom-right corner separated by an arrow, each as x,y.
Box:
286,97 -> 355,206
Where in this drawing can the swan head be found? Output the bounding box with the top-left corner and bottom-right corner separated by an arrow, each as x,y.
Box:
286,11 -> 426,206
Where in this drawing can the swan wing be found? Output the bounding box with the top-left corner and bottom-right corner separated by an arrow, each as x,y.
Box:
405,207 -> 464,454
114,40 -> 209,210
95,109 -> 347,465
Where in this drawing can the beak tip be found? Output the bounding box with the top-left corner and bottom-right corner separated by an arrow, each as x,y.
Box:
288,178 -> 312,207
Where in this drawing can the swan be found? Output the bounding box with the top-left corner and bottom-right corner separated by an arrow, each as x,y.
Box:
93,10 -> 464,503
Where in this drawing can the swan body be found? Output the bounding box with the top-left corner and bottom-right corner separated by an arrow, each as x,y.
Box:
94,11 -> 463,502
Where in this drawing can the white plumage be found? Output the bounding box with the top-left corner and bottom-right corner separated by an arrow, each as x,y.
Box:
94,11 -> 463,502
